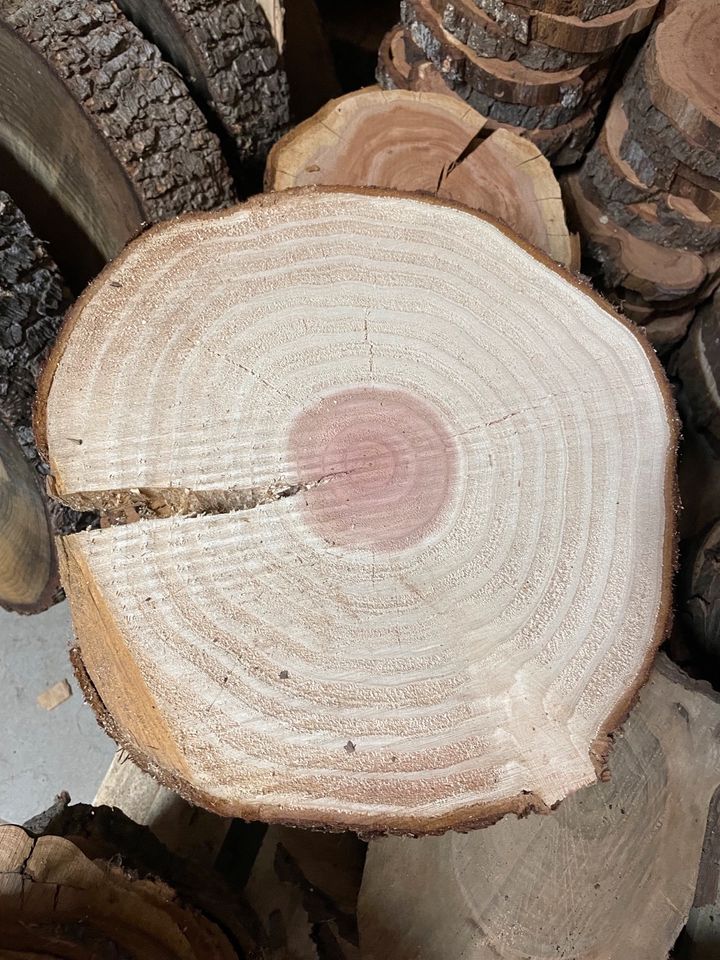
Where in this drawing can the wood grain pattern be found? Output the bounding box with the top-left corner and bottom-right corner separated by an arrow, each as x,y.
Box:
265,87 -> 577,268
39,189 -> 675,833
358,656 -> 720,960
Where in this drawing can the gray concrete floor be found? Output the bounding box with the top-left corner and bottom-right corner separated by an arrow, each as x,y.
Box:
0,601 -> 115,823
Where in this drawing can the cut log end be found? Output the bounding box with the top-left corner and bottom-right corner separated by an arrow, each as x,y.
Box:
39,188 -> 675,833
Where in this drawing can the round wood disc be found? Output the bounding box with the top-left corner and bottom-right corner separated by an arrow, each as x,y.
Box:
266,87 -> 577,268
39,189 -> 675,834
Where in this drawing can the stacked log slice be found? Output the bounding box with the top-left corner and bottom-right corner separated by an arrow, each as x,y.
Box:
378,0 -> 659,165
0,0 -> 234,264
0,823 -> 238,958
114,0 -> 289,178
358,656 -> 720,960
37,189 -> 674,832
265,87 -> 578,268
570,3 -> 720,352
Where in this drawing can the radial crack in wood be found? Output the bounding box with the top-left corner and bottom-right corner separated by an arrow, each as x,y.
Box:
39,188 -> 675,833
265,87 -> 577,268
358,656 -> 720,960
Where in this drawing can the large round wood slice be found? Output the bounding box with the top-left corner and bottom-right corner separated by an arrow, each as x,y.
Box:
114,0 -> 289,180
644,1 -> 720,154
358,656 -> 720,960
265,88 -> 578,268
470,0 -> 659,50
377,27 -> 599,164
402,0 -> 604,115
0,824 -> 238,958
38,189 -> 675,833
0,0 -> 234,264
563,173 -> 710,302
677,297 -> 720,457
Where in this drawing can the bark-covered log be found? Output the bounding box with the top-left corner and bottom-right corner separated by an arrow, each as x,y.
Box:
358,656 -> 720,960
677,296 -> 720,456
681,521 -> 720,665
469,0 -> 659,49
266,87 -> 578,268
36,188 -> 674,832
114,0 -> 289,183
0,0 -> 234,264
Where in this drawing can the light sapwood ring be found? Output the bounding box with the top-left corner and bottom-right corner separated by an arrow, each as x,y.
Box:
38,188 -> 676,834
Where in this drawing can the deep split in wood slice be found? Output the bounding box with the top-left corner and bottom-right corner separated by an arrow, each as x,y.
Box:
114,0 -> 289,180
0,0 -> 234,265
265,87 -> 578,268
0,824 -> 238,958
358,656 -> 720,960
39,188 -> 675,833
470,0 -> 659,50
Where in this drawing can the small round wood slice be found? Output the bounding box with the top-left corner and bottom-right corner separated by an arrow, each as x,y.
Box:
429,0 -> 603,71
470,0 -> 659,51
37,189 -> 675,833
644,0 -> 720,154
265,88 -> 577,268
114,0 -> 289,179
0,824 -> 238,958
0,0 -> 234,263
359,656 -> 720,960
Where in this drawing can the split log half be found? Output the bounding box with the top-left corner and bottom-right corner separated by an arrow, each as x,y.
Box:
114,0 -> 289,180
377,26 -> 599,164
428,0 -> 603,71
677,296 -> 720,457
470,0 -> 659,50
0,0 -> 234,264
265,87 -> 577,268
563,172 -> 711,302
0,824 -> 238,958
358,656 -> 720,960
644,1 -> 720,154
37,189 -> 675,833
401,0 -> 604,113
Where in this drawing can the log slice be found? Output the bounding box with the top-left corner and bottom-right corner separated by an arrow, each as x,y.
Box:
38,188 -> 675,833
0,0 -> 234,263
265,87 -> 577,267
677,296 -> 720,457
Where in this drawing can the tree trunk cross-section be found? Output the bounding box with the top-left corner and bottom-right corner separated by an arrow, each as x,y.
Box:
265,88 -> 578,269
114,0 -> 289,181
38,189 -> 675,834
358,656 -> 720,960
0,0 -> 234,263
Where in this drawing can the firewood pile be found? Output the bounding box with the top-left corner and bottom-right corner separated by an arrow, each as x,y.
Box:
2,1 -> 720,958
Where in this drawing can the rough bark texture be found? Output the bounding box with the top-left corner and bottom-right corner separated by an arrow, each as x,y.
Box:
115,0 -> 289,182
1,0 -> 234,262
508,0 -> 634,17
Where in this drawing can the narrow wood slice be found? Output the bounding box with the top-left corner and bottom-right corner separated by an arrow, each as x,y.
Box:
677,296 -> 720,456
245,826 -> 365,959
358,656 -> 720,960
265,88 -> 577,268
500,0 -> 635,21
644,0 -> 720,154
643,307 -> 694,354
0,0 -> 234,264
470,0 -> 659,51
402,0 -> 603,111
38,189 -> 674,833
376,23 -> 414,89
429,0 -> 603,71
0,824 -> 238,958
0,421 -> 56,614
114,0 -> 289,179
563,172 -> 709,302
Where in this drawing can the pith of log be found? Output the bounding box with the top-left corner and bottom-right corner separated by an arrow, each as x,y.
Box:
377,26 -> 600,164
114,0 -> 289,179
265,87 -> 578,268
0,0 -> 234,264
0,823 -> 238,958
358,656 -> 720,960
469,0 -> 659,50
643,1 -> 720,154
36,188 -> 674,832
563,173 -> 711,302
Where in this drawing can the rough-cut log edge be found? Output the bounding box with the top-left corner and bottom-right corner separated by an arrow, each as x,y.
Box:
35,186 -> 678,836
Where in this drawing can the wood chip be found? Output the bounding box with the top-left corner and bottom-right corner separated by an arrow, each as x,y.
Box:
37,679 -> 72,711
